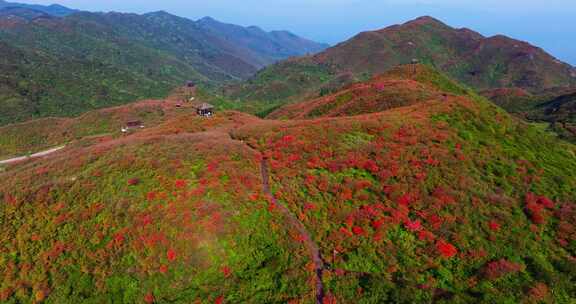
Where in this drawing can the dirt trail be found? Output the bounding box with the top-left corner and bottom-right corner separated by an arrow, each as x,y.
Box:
0,146 -> 65,165
226,128 -> 325,303
260,157 -> 325,304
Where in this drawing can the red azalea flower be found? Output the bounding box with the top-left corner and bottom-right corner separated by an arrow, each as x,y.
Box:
303,203 -> 316,211
339,227 -> 353,237
159,265 -> 168,274
404,219 -> 423,232
221,266 -> 232,278
483,259 -> 524,280
488,220 -> 501,232
167,248 -> 177,262
146,191 -> 157,201
436,240 -> 458,258
537,196 -> 555,209
214,295 -> 224,304
144,293 -> 155,304
352,226 -> 365,236
397,193 -> 412,206
175,179 -> 187,189
418,230 -> 435,242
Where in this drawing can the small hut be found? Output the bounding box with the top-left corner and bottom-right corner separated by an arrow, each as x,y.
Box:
410,58 -> 419,75
121,120 -> 144,133
195,103 -> 214,117
184,81 -> 197,102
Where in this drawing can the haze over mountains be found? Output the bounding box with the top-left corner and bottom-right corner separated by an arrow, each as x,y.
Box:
0,2 -> 327,125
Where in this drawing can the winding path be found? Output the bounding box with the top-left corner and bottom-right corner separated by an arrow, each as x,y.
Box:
226,128 -> 327,303
259,157 -> 325,304
0,146 -> 65,165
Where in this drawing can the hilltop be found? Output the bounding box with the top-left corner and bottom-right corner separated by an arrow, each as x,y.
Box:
268,64 -> 466,119
1,67 -> 575,303
229,16 -> 576,103
0,9 -> 327,125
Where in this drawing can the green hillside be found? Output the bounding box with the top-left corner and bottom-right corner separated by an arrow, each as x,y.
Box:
1,67 -> 575,303
0,9 -> 326,125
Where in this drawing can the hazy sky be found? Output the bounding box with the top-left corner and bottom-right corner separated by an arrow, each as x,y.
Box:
15,0 -> 576,65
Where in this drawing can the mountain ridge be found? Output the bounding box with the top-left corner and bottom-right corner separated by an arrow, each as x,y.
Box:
0,0 -> 75,16
0,8 -> 327,125
196,15 -> 329,67
228,16 -> 576,102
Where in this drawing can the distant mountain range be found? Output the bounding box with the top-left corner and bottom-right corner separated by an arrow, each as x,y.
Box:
229,16 -> 576,102
0,0 -> 75,17
0,3 -> 328,125
196,16 -> 328,68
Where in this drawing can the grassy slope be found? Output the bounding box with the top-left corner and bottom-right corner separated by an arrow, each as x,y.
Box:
0,113 -> 313,303
0,69 -> 575,303
0,100 -> 175,159
234,69 -> 576,302
267,65 -> 463,119
485,87 -> 576,143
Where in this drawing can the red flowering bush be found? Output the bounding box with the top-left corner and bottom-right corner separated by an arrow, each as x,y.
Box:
528,283 -> 549,302
488,220 -> 501,232
222,266 -> 232,278
174,179 -> 187,189
397,193 -> 412,207
159,265 -> 168,274
404,219 -> 422,232
352,226 -> 366,236
167,248 -> 177,262
436,240 -> 458,258
144,293 -> 155,304
482,259 -> 524,280
127,178 -> 140,186
146,191 -> 157,201
214,295 -> 224,304
524,192 -> 554,225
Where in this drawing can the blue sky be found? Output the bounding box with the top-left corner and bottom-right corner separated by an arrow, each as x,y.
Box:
16,0 -> 576,65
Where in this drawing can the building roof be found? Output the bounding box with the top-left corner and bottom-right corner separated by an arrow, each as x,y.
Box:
197,103 -> 214,110
126,120 -> 142,126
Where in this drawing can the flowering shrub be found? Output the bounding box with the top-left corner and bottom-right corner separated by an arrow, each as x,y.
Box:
488,220 -> 501,232
436,240 -> 458,258
404,219 -> 422,232
174,179 -> 187,189
144,293 -> 155,304
482,259 -> 524,280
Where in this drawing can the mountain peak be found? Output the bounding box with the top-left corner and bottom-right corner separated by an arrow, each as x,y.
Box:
405,15 -> 446,26
198,16 -> 216,23
145,10 -> 173,17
